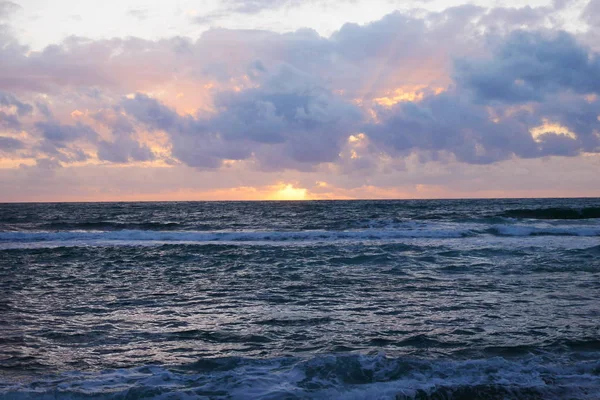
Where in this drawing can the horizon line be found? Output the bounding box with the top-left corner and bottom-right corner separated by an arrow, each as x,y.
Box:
1,195 -> 599,205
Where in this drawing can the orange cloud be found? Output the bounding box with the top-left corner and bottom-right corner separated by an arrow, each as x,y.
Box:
372,86 -> 445,107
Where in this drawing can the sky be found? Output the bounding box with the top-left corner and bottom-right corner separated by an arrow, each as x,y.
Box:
0,0 -> 599,201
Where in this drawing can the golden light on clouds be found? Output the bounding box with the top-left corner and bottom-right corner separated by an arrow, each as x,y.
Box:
348,133 -> 366,143
372,86 -> 445,107
530,120 -> 577,142
70,109 -> 84,119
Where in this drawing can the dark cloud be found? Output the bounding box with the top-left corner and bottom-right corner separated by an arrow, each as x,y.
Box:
97,137 -> 154,163
369,90 -> 597,164
123,64 -> 362,170
0,111 -> 20,130
455,30 -> 600,103
0,5 -> 598,173
35,122 -> 98,146
0,91 -> 33,116
365,91 -> 539,164
32,122 -> 97,162
0,91 -> 32,130
120,14 -> 600,170
365,27 -> 600,164
0,136 -> 24,151
92,108 -> 156,163
35,101 -> 53,119
536,95 -> 600,152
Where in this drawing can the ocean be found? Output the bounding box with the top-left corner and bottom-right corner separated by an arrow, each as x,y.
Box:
0,198 -> 599,399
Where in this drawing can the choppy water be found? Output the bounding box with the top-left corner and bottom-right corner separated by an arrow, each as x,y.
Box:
1,199 -> 600,399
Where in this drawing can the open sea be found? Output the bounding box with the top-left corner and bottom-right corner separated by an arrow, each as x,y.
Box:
1,198 -> 600,399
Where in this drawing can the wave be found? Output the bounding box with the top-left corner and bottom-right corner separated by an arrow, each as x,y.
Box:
40,221 -> 186,231
503,207 -> 600,220
0,224 -> 599,245
2,353 -> 599,399
0,228 -> 475,243
488,224 -> 600,237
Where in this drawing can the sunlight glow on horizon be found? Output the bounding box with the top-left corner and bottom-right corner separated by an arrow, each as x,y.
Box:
268,184 -> 309,201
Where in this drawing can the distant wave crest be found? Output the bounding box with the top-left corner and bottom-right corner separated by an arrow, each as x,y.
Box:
0,223 -> 599,246
502,207 -> 600,220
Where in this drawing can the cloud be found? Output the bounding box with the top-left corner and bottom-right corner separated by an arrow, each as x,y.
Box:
582,0 -> 600,26
455,30 -> 600,103
223,0 -> 305,14
194,0 -> 319,22
365,27 -> 600,164
0,34 -> 194,93
97,136 -> 155,163
0,136 -> 24,151
210,64 -> 362,164
0,91 -> 32,130
0,4 -> 598,180
0,1 -> 20,20
35,122 -> 98,146
0,91 -> 33,116
127,8 -> 148,20
30,122 -> 97,163
0,7 -> 478,98
92,107 -> 156,163
364,91 -> 538,164
123,64 -> 362,170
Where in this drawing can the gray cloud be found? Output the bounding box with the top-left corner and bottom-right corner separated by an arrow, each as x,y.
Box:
365,88 -> 599,164
32,122 -> 97,163
0,111 -> 20,130
455,30 -> 600,103
35,122 -> 98,146
123,64 -> 362,170
365,91 -> 536,164
92,107 -> 156,163
0,91 -> 32,130
582,0 -> 600,26
127,8 -> 148,20
0,136 -> 24,151
1,5 -> 598,173
194,0 -> 318,22
0,91 -> 33,116
225,0 -> 306,14
123,13 -> 600,170
97,137 -> 154,163
0,1 -> 20,20
365,27 -> 600,164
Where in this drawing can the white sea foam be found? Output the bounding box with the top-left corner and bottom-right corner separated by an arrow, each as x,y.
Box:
0,227 -> 475,244
2,354 -> 599,399
0,221 -> 598,247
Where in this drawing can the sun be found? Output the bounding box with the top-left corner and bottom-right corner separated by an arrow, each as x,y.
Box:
270,184 -> 308,200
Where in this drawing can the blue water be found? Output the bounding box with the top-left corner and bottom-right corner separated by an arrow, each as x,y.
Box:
1,199 -> 599,399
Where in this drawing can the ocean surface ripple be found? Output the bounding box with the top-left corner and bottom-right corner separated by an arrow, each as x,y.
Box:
1,199 -> 599,399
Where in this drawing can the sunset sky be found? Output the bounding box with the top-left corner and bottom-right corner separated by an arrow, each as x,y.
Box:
1,0 -> 599,201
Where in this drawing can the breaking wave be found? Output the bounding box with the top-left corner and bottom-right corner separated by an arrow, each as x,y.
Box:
0,223 -> 599,246
2,353 -> 599,399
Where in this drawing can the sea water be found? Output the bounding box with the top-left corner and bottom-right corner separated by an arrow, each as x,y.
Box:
1,199 -> 599,399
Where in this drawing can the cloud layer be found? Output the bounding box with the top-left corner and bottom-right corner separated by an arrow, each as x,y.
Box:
1,1 -> 599,199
